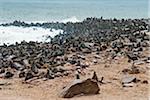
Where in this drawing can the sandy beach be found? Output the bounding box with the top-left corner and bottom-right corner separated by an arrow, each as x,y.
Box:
0,53 -> 149,100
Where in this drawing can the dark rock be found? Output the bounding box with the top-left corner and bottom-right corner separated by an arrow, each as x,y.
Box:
111,41 -> 124,48
0,82 -> 11,86
56,66 -> 66,73
93,59 -> 98,64
0,68 -> 5,74
82,49 -> 92,54
122,65 -> 145,74
59,78 -> 100,98
75,71 -> 80,79
92,71 -> 99,82
54,72 -> 63,77
101,44 -> 107,50
18,71 -> 25,78
122,68 -> 131,74
142,80 -> 148,84
51,67 -> 58,73
31,65 -> 38,74
52,50 -> 64,57
45,69 -> 55,79
25,71 -> 34,81
130,66 -> 140,74
83,43 -> 95,49
63,71 -> 70,76
80,63 -> 89,68
6,55 -> 16,61
78,55 -> 86,60
134,60 -> 145,65
76,60 -> 81,66
94,55 -> 101,59
12,62 -> 24,70
23,59 -> 31,68
68,59 -> 77,65
4,71 -> 14,78
0,53 -> 2,58
127,53 -> 138,62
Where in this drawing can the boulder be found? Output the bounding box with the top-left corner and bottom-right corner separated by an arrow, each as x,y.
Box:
60,72 -> 100,98
60,78 -> 100,98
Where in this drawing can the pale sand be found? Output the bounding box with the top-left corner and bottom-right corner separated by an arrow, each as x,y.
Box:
0,52 -> 149,100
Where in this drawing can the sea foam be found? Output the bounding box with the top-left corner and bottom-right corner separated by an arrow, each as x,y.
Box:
60,16 -> 80,23
0,26 -> 63,45
0,16 -> 81,45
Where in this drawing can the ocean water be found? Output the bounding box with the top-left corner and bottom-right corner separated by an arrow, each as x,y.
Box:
0,0 -> 149,45
0,0 -> 149,23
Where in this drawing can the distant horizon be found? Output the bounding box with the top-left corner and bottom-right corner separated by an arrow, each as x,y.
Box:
0,0 -> 149,22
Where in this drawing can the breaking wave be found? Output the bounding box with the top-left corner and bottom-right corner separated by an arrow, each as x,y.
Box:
0,26 -> 63,45
0,16 -> 81,45
60,16 -> 80,23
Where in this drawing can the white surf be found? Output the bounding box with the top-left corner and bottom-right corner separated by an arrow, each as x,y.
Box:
0,26 -> 63,45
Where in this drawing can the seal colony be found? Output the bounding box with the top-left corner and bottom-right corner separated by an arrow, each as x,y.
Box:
0,18 -> 149,99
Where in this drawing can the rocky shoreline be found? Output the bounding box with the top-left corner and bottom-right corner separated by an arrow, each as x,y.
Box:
0,18 -> 150,98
